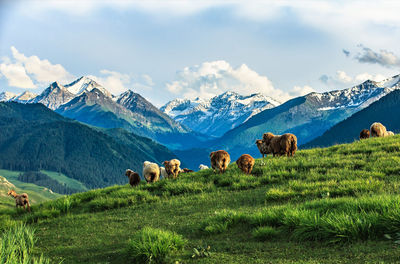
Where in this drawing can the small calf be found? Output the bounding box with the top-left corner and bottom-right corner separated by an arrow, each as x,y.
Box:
125,169 -> 140,187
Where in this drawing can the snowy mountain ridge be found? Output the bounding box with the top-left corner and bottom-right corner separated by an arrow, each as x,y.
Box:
309,75 -> 400,112
161,91 -> 280,137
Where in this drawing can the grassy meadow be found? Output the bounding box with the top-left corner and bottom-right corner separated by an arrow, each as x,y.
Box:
0,170 -> 62,211
1,135 -> 400,263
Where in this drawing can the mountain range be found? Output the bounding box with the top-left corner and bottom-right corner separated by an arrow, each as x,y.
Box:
210,75 -> 400,159
0,76 -> 207,149
161,92 -> 280,137
303,89 -> 400,148
1,73 -> 400,170
0,102 -> 177,189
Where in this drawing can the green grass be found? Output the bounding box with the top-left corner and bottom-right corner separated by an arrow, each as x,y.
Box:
0,168 -> 87,192
2,136 -> 400,263
127,227 -> 186,263
0,172 -> 61,211
0,223 -> 54,264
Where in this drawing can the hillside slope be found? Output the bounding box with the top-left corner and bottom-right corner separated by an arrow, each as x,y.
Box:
0,102 -> 177,189
4,136 -> 400,263
0,172 -> 61,210
304,89 -> 400,148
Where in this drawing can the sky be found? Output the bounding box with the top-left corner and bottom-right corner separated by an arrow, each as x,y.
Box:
0,0 -> 400,106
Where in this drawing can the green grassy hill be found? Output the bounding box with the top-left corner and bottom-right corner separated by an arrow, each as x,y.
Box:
2,136 -> 400,263
0,170 -> 61,211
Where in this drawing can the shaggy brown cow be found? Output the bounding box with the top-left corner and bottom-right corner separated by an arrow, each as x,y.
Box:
143,161 -> 160,183
210,150 -> 231,174
7,190 -> 30,212
263,132 -> 297,157
255,139 -> 270,158
370,122 -> 387,137
281,133 -> 297,157
125,169 -> 140,187
236,154 -> 255,174
163,159 -> 181,179
359,129 -> 370,140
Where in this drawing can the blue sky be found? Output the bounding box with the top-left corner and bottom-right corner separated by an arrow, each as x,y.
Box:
1,0 -> 400,106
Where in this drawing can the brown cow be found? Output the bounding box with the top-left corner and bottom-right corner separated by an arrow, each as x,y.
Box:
236,154 -> 255,174
210,150 -> 231,174
125,169 -> 140,187
359,129 -> 370,140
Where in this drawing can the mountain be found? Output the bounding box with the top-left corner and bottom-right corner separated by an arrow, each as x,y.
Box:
303,89 -> 400,148
12,91 -> 37,103
55,88 -> 199,148
161,91 -> 280,137
55,81 -> 208,149
208,74 -> 400,160
0,92 -> 17,102
64,76 -> 112,97
29,81 -> 75,110
116,90 -> 189,133
0,102 -> 178,189
0,76 -> 209,149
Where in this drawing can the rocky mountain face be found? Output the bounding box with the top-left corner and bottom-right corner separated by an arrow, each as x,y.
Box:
161,91 -> 280,137
30,81 -> 75,110
64,76 -> 112,97
12,91 -> 38,103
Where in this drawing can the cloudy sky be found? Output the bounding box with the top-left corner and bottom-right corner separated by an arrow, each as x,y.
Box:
1,0 -> 400,105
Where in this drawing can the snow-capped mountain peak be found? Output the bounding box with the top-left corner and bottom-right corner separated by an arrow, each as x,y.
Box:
308,73 -> 400,112
65,76 -> 112,98
30,81 -> 76,110
13,91 -> 38,103
161,91 -> 280,137
376,74 -> 400,88
0,91 -> 17,102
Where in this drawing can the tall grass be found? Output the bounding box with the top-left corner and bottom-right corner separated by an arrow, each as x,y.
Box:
201,195 -> 400,243
0,223 -> 53,264
127,227 -> 186,263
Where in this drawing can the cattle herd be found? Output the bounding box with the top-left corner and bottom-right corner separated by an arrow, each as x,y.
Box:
125,132 -> 299,186
361,122 -> 394,139
126,122 -> 395,186
7,121 -> 396,212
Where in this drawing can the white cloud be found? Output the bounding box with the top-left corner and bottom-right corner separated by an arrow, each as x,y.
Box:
289,85 -> 315,97
319,70 -> 387,87
0,46 -> 154,95
166,60 -> 291,102
89,70 -> 154,95
354,73 -> 386,83
88,70 -> 131,95
0,63 -> 36,89
25,1 -> 400,30
142,74 -> 154,86
336,71 -> 353,83
10,46 -> 74,85
0,46 -> 74,89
